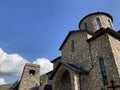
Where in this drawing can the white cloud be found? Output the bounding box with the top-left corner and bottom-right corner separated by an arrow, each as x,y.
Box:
0,48 -> 53,85
0,48 -> 29,77
0,48 -> 53,84
0,77 -> 6,85
33,58 -> 53,75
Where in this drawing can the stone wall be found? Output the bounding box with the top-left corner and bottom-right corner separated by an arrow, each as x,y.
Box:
53,57 -> 61,69
18,63 -> 40,90
89,33 -> 120,90
61,31 -> 92,70
80,14 -> 113,32
108,35 -> 120,84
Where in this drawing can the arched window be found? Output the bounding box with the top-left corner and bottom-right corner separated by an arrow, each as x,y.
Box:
29,70 -> 35,75
108,19 -> 112,28
61,70 -> 71,90
55,70 -> 71,90
99,57 -> 108,85
96,18 -> 101,30
84,23 -> 87,30
61,71 -> 70,84
71,40 -> 74,52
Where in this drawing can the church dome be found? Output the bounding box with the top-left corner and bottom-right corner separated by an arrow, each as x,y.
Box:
79,12 -> 113,33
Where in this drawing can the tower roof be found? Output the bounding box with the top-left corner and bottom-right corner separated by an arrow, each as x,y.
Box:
79,12 -> 113,29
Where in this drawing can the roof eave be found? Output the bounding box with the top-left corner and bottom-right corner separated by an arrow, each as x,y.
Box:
87,28 -> 120,42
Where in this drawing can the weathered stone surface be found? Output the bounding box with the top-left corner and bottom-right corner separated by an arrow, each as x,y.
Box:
80,13 -> 113,32
18,63 -> 40,90
108,35 -> 120,84
49,12 -> 120,90
89,33 -> 116,89
61,31 -> 92,70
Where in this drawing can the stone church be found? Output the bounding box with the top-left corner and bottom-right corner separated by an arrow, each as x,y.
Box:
10,12 -> 120,90
47,12 -> 120,90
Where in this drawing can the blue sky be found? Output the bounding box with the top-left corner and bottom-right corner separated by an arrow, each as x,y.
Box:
0,0 -> 120,61
0,0 -> 120,84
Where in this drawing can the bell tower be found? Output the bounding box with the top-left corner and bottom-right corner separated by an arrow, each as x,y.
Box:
18,63 -> 40,90
79,12 -> 114,32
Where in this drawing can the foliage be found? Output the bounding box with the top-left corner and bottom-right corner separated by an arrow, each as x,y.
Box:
40,74 -> 48,84
0,84 -> 12,90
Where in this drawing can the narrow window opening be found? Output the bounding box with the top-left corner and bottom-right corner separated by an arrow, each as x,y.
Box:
96,18 -> 101,30
108,19 -> 112,28
29,70 -> 35,75
99,57 -> 108,85
84,23 -> 87,30
71,40 -> 74,52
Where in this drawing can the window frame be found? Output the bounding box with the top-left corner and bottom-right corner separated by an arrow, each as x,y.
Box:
99,57 -> 108,85
108,19 -> 113,28
29,69 -> 35,75
84,23 -> 87,30
96,18 -> 101,30
71,40 -> 75,52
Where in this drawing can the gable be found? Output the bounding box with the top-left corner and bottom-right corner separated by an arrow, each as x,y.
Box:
51,56 -> 61,63
51,56 -> 61,69
59,30 -> 93,50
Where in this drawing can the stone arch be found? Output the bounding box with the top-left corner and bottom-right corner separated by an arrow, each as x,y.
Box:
81,77 -> 89,90
55,69 -> 72,90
